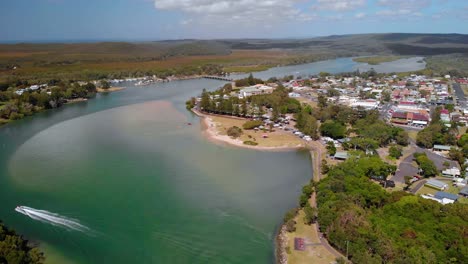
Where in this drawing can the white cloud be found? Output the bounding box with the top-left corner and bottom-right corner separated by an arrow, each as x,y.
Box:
153,0 -> 318,29
354,12 -> 366,18
312,0 -> 366,11
377,0 -> 431,11
375,0 -> 431,20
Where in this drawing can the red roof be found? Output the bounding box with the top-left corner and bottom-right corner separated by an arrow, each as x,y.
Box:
400,101 -> 415,105
441,109 -> 449,114
412,113 -> 429,121
392,112 -> 407,119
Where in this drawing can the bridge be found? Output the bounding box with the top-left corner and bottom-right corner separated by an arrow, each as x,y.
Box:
202,76 -> 233,82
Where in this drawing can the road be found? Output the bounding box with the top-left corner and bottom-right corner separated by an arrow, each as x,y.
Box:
410,179 -> 427,194
452,82 -> 467,108
391,142 -> 458,184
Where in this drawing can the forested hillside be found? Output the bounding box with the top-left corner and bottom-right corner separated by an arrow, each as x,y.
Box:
316,157 -> 468,264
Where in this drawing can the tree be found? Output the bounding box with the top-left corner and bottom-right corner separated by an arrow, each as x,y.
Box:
448,148 -> 464,165
241,99 -> 248,116
414,152 -> 438,177
242,120 -> 262,130
304,204 -> 318,225
321,159 -> 330,174
100,80 -> 111,89
389,145 -> 403,159
320,120 -> 346,139
381,91 -> 391,102
318,94 -> 328,108
200,89 -> 211,111
227,126 -> 243,138
327,141 -> 337,156
247,73 -> 255,86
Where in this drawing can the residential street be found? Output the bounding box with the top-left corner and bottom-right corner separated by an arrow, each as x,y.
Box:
452,82 -> 467,108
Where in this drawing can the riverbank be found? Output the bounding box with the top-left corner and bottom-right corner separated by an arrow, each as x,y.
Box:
192,109 -> 306,151
96,86 -> 125,93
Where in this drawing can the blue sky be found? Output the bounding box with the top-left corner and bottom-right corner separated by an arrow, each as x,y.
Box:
1,0 -> 467,42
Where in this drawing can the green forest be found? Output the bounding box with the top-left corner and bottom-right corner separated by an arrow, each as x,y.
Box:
316,157 -> 467,264
0,222 -> 44,264
0,81 -> 98,125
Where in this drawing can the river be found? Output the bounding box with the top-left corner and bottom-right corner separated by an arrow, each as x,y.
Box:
0,57 -> 425,264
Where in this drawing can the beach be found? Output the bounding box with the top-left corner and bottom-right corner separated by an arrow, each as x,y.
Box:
193,109 -> 306,151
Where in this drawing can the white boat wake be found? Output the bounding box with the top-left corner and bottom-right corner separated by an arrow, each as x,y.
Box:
15,206 -> 90,233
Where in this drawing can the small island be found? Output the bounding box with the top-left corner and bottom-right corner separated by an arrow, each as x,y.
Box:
353,56 -> 407,65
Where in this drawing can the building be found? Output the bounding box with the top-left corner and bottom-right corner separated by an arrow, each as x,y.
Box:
442,167 -> 460,178
425,179 -> 448,190
435,191 -> 458,202
433,145 -> 452,152
334,151 -> 349,160
440,109 -> 450,123
239,84 -> 274,98
351,99 -> 379,110
390,111 -> 430,126
459,186 -> 468,197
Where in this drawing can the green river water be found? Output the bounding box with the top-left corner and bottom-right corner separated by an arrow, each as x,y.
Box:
0,58 -> 425,263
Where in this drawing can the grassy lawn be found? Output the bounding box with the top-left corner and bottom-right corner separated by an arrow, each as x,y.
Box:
352,56 -> 406,65
285,210 -> 337,264
209,115 -> 305,148
407,130 -> 418,142
417,185 -> 438,195
416,178 -> 468,204
297,97 -> 318,108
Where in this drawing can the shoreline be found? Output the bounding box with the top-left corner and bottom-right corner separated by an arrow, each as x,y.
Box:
96,86 -> 125,93
191,108 -> 328,263
192,108 -> 306,152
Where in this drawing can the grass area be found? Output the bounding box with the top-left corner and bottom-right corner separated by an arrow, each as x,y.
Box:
209,115 -> 305,148
407,130 -> 418,142
297,97 -> 318,108
417,185 -> 439,195
352,56 -> 406,65
285,210 -> 337,264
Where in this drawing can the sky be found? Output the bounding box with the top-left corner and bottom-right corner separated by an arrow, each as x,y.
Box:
1,0 -> 467,42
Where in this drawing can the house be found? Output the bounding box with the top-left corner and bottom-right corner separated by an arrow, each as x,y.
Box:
425,179 -> 448,190
421,194 -> 455,205
433,145 -> 452,152
435,191 -> 458,202
442,167 -> 460,178
440,109 -> 450,123
334,151 -> 349,160
459,186 -> 468,197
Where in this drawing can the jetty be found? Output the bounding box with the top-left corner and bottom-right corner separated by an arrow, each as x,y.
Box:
202,76 -> 233,82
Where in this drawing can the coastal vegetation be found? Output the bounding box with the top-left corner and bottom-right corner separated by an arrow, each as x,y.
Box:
352,56 -> 406,65
0,81 -> 97,124
0,222 -> 45,264
316,157 -> 468,264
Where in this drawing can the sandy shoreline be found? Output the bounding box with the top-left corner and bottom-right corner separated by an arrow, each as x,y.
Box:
193,109 -> 305,152
97,87 -> 125,93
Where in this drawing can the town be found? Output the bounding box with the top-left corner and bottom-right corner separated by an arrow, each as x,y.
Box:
191,71 -> 468,205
